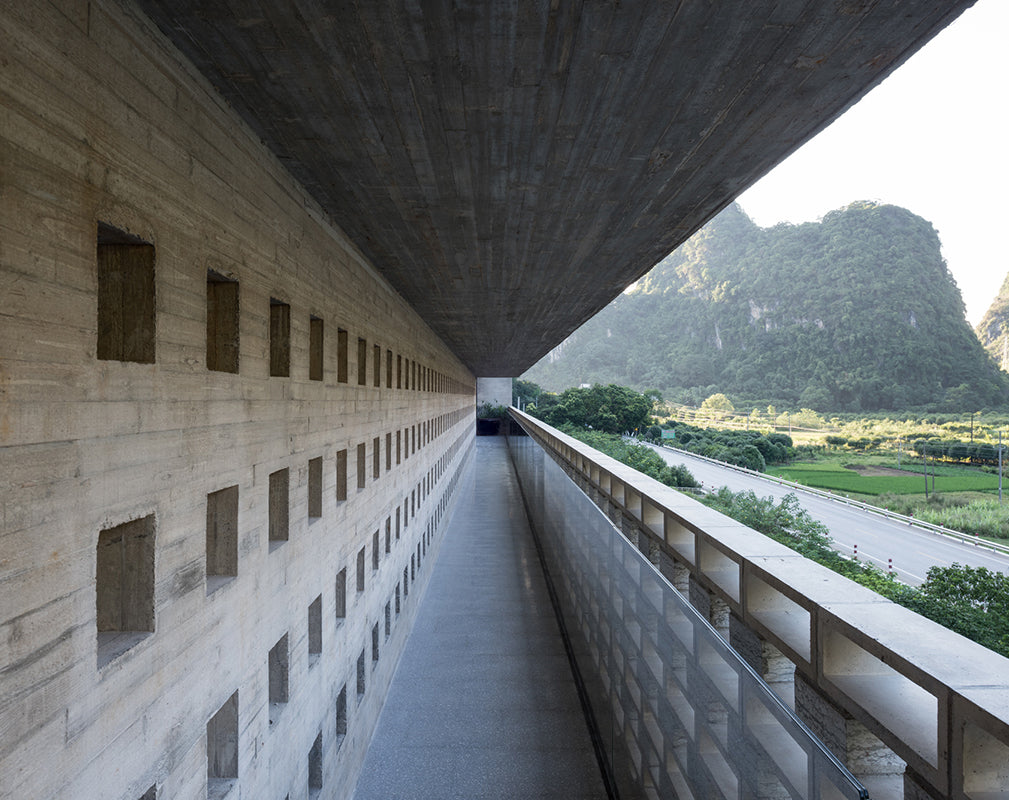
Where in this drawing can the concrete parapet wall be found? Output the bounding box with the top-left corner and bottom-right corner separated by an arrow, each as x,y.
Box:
513,409 -> 1009,800
0,2 -> 475,798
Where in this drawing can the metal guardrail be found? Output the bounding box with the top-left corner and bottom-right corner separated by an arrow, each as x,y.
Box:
643,439 -> 1009,559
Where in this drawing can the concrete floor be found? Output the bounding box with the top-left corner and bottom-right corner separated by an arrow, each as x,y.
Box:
353,437 -> 608,800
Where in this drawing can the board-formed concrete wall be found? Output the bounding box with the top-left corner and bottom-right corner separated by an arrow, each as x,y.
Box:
0,2 -> 475,798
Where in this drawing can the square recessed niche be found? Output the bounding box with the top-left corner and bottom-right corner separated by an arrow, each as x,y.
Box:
97,223 -> 155,364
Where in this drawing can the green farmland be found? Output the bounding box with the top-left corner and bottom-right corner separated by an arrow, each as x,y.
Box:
768,461 -> 1001,496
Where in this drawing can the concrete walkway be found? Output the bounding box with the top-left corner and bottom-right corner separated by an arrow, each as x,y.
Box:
353,437 -> 607,800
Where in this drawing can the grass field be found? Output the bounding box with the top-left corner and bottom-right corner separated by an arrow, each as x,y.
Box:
766,453 -> 1009,538
768,461 -> 1001,496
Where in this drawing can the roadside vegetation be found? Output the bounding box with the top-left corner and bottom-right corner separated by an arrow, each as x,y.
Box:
702,488 -> 1009,658
557,418 -> 1009,657
874,494 -> 1009,540
653,397 -> 1009,541
523,381 -> 1009,539
557,426 -> 698,490
642,419 -> 796,473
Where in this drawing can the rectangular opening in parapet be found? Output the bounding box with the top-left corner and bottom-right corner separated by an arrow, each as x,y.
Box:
139,786 -> 157,800
309,731 -> 323,796
386,349 -> 393,388
308,457 -> 322,520
309,316 -> 324,381
308,594 -> 322,667
396,354 -> 402,388
372,622 -> 380,666
963,720 -> 1009,797
384,601 -> 391,641
356,649 -> 366,701
268,633 -> 289,723
207,690 -> 239,797
385,432 -> 392,472
206,485 -> 239,594
269,298 -> 290,377
97,223 -> 155,363
373,344 -> 381,387
268,468 -> 289,549
97,514 -> 155,667
372,437 -> 380,480
372,531 -> 379,571
336,449 -> 347,502
337,328 -> 348,383
206,271 -> 239,373
357,337 -> 367,385
357,547 -> 366,593
335,568 -> 347,623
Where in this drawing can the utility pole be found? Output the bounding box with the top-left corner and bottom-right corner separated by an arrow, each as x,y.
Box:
924,450 -> 929,499
970,411 -> 974,443
1000,430 -> 1003,504
897,438 -> 901,467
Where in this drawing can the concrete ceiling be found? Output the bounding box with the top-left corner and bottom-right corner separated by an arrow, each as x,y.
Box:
135,1 -> 972,376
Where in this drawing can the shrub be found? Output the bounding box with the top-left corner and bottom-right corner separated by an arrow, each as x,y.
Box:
702,489 -> 1009,657
558,426 -> 699,489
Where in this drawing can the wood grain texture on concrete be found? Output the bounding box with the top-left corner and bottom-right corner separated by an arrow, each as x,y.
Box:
134,0 -> 973,375
0,2 -> 475,797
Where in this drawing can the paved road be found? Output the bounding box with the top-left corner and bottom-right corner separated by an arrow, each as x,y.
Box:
644,443 -> 1009,586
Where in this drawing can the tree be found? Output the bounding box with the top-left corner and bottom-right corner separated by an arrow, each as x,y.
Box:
737,444 -> 766,472
700,393 -> 735,418
514,379 -> 543,407
536,384 -> 652,434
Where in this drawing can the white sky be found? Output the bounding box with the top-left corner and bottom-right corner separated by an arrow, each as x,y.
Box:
736,0 -> 1008,327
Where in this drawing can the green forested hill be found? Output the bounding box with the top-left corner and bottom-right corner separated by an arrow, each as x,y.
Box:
525,202 -> 1008,411
976,272 -> 1009,371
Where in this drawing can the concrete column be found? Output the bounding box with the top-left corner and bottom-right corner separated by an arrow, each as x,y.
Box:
688,574 -> 729,637
620,515 -> 640,549
794,672 -> 904,792
728,613 -> 795,702
658,550 -> 690,594
646,537 -> 662,571
607,500 -> 622,528
903,769 -> 943,800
